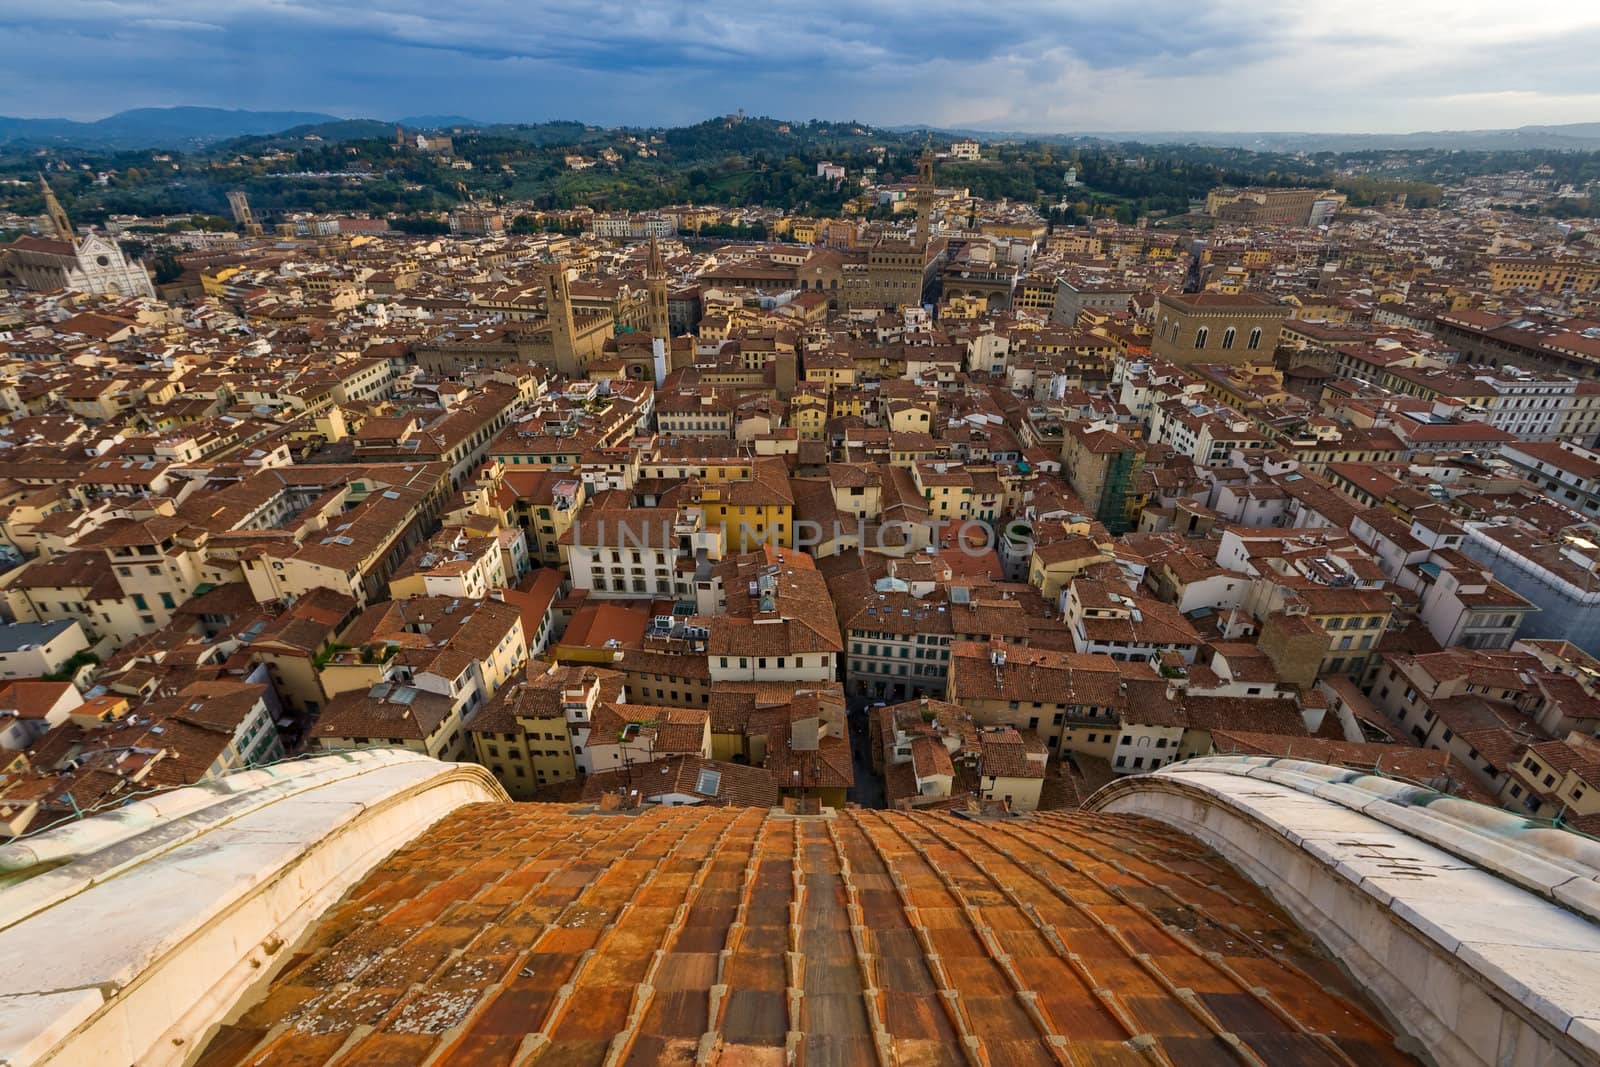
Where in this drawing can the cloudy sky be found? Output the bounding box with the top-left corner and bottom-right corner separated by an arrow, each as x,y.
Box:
5,0 -> 1600,132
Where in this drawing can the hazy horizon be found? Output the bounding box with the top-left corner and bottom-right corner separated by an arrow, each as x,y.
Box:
7,104 -> 1600,140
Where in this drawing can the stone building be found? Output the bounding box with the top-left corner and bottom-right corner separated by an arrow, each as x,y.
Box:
1150,292 -> 1289,365
0,177 -> 154,298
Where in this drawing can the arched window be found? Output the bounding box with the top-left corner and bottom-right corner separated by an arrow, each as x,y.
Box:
1222,327 -> 1236,350
1194,327 -> 1208,349
1248,327 -> 1263,350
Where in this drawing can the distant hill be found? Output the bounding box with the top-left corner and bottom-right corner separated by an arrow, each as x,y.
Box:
393,115 -> 486,130
897,122 -> 1600,153
8,107 -> 1600,156
0,107 -> 341,149
274,119 -> 401,143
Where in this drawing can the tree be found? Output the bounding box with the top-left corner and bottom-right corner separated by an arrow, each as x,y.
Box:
151,251 -> 183,285
390,216 -> 450,235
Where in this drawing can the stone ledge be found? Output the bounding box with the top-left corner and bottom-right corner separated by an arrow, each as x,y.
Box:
0,750 -> 465,929
1089,759 -> 1600,1067
1142,755 -> 1600,918
0,755 -> 401,881
0,751 -> 508,1067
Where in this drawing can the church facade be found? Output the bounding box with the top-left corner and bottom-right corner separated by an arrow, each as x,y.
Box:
0,176 -> 156,299
2,232 -> 156,299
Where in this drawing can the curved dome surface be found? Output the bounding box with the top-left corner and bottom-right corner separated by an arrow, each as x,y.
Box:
3,753 -> 1599,1066
190,802 -> 1414,1066
1090,755 -> 1600,1067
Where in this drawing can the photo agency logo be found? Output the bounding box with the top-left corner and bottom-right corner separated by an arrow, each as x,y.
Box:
569,517 -> 1015,557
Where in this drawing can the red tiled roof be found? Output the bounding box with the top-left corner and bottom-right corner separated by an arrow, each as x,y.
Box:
193,804 -> 1416,1065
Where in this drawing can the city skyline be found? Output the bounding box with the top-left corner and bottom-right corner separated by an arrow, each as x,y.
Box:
4,1 -> 1600,133
6,6 -> 1600,1062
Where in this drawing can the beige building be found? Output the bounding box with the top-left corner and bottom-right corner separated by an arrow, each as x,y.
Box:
1499,734 -> 1600,818
707,550 -> 842,686
585,702 -> 714,776
1488,257 -> 1600,294
946,640 -> 1125,759
1060,425 -> 1145,533
974,727 -> 1048,810
0,619 -> 89,680
245,590 -> 358,724
1204,186 -> 1325,225
1028,535 -> 1112,605
312,682 -> 466,760
240,483 -> 433,609
313,596 -> 529,761
1151,293 -> 1289,365
387,528 -> 507,601
468,665 -> 625,797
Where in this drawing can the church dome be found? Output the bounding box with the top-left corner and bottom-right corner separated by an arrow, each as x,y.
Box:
1,751 -> 1596,1066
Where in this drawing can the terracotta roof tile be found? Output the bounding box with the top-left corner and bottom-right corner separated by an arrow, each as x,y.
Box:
195,804 -> 1418,1066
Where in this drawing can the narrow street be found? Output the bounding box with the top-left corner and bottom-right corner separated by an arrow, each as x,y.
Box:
846,709 -> 885,808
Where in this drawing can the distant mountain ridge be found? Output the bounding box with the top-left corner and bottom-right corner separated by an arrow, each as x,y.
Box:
5,107 -> 1600,154
0,108 -> 488,150
392,115 -> 485,130
0,107 -> 342,149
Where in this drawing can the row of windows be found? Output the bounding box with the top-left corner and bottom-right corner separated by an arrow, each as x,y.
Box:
1160,318 -> 1265,350
637,687 -> 710,705
659,420 -> 730,431
715,655 -> 822,670
1324,615 -> 1382,630
853,631 -> 951,645
592,577 -> 664,593
853,661 -> 916,676
1330,634 -> 1375,651
850,644 -> 951,661
1192,326 -> 1264,350
601,564 -> 670,577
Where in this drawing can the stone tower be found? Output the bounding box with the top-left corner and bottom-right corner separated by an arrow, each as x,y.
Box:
227,190 -> 263,236
646,235 -> 671,344
543,260 -> 583,377
913,145 -> 936,251
39,174 -> 73,242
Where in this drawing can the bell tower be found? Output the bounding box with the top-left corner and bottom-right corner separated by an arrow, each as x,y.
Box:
227,190 -> 263,237
543,260 -> 583,376
913,144 -> 936,251
646,235 -> 671,344
39,174 -> 74,243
